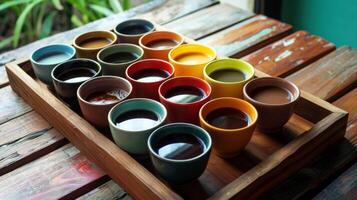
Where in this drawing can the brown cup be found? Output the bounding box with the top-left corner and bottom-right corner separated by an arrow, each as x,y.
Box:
243,77 -> 300,133
77,76 -> 132,128
73,31 -> 117,60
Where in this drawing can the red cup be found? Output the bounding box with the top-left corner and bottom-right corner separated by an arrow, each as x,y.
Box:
159,77 -> 211,124
126,59 -> 174,100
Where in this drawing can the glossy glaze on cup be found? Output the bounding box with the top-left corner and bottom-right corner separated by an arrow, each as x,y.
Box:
126,59 -> 174,100
30,44 -> 76,85
97,44 -> 144,77
114,19 -> 155,44
108,98 -> 167,155
243,77 -> 300,133
51,58 -> 101,105
148,123 -> 212,184
77,76 -> 132,128
169,44 -> 216,78
204,58 -> 255,99
199,97 -> 258,158
139,31 -> 184,61
159,77 -> 211,124
73,31 -> 117,59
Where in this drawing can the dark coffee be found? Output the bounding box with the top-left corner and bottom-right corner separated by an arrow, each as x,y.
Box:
119,24 -> 152,35
146,39 -> 178,49
132,69 -> 170,82
103,52 -> 139,63
206,107 -> 250,129
165,86 -> 205,104
251,86 -> 292,104
209,69 -> 246,82
57,67 -> 96,83
114,109 -> 160,131
154,133 -> 205,160
86,89 -> 128,105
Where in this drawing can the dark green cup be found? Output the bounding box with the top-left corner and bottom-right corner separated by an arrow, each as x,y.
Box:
148,123 -> 212,184
108,98 -> 167,155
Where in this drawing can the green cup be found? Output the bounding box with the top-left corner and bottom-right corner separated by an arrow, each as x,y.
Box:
97,44 -> 144,77
148,123 -> 212,184
108,98 -> 167,155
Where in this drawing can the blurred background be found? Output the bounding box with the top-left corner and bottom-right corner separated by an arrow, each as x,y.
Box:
1,0 -> 356,53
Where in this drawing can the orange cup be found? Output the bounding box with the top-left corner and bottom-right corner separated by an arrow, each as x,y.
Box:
139,31 -> 184,61
199,97 -> 258,158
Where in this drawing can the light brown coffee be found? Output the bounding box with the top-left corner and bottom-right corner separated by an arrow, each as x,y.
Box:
251,86 -> 292,104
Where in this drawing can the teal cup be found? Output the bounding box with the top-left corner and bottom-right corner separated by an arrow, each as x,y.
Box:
97,44 -> 144,77
30,43 -> 76,85
108,98 -> 167,155
148,123 -> 212,184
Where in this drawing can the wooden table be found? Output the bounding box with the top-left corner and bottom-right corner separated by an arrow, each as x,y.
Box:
0,1 -> 356,199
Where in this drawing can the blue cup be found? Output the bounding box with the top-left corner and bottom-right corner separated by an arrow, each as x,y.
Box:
30,44 -> 76,85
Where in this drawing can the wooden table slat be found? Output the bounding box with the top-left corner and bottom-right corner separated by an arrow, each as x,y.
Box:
243,31 -> 335,77
77,180 -> 132,200
0,144 -> 107,200
164,3 -> 255,40
199,15 -> 292,58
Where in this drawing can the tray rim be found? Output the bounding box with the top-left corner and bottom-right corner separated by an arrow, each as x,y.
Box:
5,26 -> 348,200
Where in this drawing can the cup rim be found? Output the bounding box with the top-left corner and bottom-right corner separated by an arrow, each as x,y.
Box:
97,43 -> 144,66
203,58 -> 255,85
168,44 -> 217,66
243,77 -> 300,107
30,43 -> 76,66
125,59 -> 175,84
77,75 -> 133,107
73,30 -> 117,51
199,97 -> 258,132
107,98 -> 167,134
138,30 -> 184,51
158,76 -> 212,106
147,122 -> 212,163
51,58 -> 102,85
114,18 -> 155,38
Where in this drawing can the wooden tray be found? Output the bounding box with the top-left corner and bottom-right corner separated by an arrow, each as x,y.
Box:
5,25 -> 348,200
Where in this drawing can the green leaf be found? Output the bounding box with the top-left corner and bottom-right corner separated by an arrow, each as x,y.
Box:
109,0 -> 123,13
51,0 -> 63,10
0,36 -> 13,49
89,4 -> 115,17
13,0 -> 43,47
122,0 -> 130,10
71,15 -> 84,27
0,0 -> 31,12
40,11 -> 57,38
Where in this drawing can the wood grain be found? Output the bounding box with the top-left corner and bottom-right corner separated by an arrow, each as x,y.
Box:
333,88 -> 357,145
287,46 -> 357,102
164,3 -> 254,40
0,144 -> 107,200
243,31 -> 335,77
77,180 -> 132,200
0,111 -> 66,175
199,15 -> 292,57
0,85 -> 32,124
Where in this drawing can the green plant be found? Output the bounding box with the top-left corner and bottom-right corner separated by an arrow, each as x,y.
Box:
0,0 -> 133,51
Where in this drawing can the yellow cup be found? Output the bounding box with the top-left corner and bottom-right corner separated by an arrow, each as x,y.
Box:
203,58 -> 254,99
169,44 -> 216,78
199,97 -> 258,158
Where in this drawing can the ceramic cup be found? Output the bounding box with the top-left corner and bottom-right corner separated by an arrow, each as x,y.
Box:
199,97 -> 258,158
108,98 -> 167,155
77,76 -> 132,128
169,44 -> 216,78
148,123 -> 212,184
114,19 -> 155,44
51,58 -> 101,106
139,31 -> 184,61
73,30 -> 117,59
97,44 -> 144,77
159,77 -> 211,124
126,59 -> 174,100
204,58 -> 255,99
243,77 -> 300,133
30,44 -> 76,85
